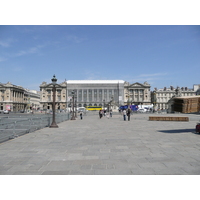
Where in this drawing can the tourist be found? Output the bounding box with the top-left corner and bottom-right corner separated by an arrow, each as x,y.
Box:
80,112 -> 83,120
110,109 -> 112,117
123,109 -> 126,121
127,109 -> 131,121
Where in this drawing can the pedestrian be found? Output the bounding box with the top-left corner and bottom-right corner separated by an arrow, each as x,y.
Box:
80,112 -> 83,120
110,109 -> 112,117
123,109 -> 126,121
104,109 -> 106,116
127,109 -> 131,121
99,110 -> 103,119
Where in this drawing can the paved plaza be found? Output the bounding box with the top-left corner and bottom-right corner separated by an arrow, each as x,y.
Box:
0,112 -> 200,175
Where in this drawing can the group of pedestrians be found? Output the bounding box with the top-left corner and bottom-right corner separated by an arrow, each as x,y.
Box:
99,109 -> 112,119
122,109 -> 131,121
79,108 -> 131,121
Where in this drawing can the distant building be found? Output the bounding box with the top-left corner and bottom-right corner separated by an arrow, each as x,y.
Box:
66,80 -> 125,110
26,89 -> 41,111
0,82 -> 40,112
152,85 -> 198,110
40,81 -> 67,111
194,84 -> 200,95
124,81 -> 151,106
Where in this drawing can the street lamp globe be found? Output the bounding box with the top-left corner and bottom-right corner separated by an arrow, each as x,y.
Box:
51,75 -> 57,85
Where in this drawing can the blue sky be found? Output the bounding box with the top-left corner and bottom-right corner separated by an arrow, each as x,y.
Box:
0,25 -> 199,91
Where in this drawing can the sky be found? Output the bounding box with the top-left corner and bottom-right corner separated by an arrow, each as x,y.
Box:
0,25 -> 200,91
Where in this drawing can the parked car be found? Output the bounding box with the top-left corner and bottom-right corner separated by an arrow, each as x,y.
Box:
137,109 -> 146,113
3,110 -> 9,114
20,110 -> 25,113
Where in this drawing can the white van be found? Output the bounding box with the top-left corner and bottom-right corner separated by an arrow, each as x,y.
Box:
77,107 -> 86,113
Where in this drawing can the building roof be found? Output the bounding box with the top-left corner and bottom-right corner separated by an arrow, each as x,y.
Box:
174,96 -> 200,99
66,80 -> 124,84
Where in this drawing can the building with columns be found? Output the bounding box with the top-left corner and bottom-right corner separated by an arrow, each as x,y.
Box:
0,82 -> 40,112
124,81 -> 151,105
0,82 -> 26,111
40,81 -> 67,111
66,80 -> 125,109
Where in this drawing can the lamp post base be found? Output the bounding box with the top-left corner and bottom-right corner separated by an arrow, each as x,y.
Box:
49,122 -> 59,128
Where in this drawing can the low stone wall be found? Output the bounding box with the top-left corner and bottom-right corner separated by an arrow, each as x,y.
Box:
149,116 -> 189,121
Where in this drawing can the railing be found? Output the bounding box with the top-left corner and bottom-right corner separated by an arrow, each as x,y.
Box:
0,113 -> 70,143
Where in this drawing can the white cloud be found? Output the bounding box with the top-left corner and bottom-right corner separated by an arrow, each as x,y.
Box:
138,73 -> 168,77
0,38 -> 16,47
15,44 -> 45,57
65,35 -> 87,43
0,41 -> 10,47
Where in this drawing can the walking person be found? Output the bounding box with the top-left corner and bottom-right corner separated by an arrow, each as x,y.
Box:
127,109 -> 131,121
80,111 -> 83,120
99,110 -> 103,119
123,109 -> 126,121
104,109 -> 106,117
110,109 -> 112,117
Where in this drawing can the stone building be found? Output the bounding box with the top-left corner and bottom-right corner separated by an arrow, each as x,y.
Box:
40,81 -> 67,111
66,80 -> 125,109
0,82 -> 40,112
124,81 -> 151,105
152,85 -> 197,110
0,82 -> 26,111
26,90 -> 41,111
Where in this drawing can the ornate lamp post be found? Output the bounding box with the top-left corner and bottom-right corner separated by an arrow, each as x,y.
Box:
50,75 -> 58,128
71,90 -> 76,120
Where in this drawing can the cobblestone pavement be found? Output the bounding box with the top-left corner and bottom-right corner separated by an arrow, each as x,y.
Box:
0,112 -> 200,175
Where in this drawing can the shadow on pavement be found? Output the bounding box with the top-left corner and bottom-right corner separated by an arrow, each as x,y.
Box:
158,129 -> 197,134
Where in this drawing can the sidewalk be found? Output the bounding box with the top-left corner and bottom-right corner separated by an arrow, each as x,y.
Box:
0,112 -> 200,175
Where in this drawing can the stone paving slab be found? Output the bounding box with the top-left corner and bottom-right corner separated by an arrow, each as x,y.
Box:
0,112 -> 200,175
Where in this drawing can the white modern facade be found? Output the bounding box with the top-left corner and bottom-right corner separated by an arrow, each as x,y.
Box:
66,80 -> 124,109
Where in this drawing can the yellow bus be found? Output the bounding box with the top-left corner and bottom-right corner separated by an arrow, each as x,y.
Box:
86,106 -> 102,111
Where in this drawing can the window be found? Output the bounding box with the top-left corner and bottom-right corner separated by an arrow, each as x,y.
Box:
57,96 -> 61,101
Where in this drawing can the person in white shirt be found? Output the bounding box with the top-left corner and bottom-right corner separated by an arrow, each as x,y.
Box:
123,109 -> 126,121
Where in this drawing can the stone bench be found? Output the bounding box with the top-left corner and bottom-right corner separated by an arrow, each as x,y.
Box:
149,116 -> 189,121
